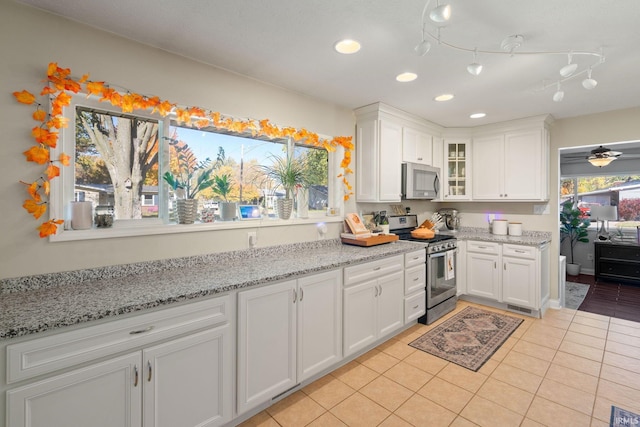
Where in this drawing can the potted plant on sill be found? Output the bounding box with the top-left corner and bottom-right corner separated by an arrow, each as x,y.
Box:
211,173 -> 237,221
163,156 -> 216,224
258,154 -> 310,220
560,202 -> 591,275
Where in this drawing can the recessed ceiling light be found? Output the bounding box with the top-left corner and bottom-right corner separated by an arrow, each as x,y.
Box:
334,39 -> 361,54
470,113 -> 486,119
396,72 -> 417,82
434,94 -> 454,102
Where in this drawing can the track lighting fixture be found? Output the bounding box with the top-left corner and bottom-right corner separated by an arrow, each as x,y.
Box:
429,1 -> 451,23
553,82 -> 564,102
582,68 -> 598,90
467,49 -> 483,76
559,53 -> 578,77
415,1 -> 605,100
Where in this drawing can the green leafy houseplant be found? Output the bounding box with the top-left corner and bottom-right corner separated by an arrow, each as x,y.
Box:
210,173 -> 235,202
560,202 -> 591,264
162,141 -> 216,200
258,154 -> 310,199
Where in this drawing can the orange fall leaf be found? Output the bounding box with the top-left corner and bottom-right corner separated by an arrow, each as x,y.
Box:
38,219 -> 64,238
23,145 -> 50,164
23,199 -> 47,219
13,90 -> 36,105
46,164 -> 60,180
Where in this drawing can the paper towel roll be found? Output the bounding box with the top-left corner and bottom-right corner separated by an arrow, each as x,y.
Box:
71,201 -> 93,230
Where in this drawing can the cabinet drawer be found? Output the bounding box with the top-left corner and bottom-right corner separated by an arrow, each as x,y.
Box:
404,249 -> 426,268
405,264 -> 426,294
503,244 -> 536,260
467,240 -> 501,255
344,255 -> 403,287
7,295 -> 230,384
404,291 -> 426,323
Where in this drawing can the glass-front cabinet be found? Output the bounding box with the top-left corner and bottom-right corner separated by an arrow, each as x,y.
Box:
443,138 -> 471,200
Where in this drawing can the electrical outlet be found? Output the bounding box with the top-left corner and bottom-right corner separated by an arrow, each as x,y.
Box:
247,231 -> 257,248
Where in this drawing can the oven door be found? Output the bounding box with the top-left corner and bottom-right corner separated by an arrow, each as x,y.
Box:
427,249 -> 457,308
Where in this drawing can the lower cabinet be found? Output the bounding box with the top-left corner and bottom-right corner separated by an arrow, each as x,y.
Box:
343,256 -> 404,357
7,327 -> 232,427
466,241 -> 502,300
502,245 -> 537,309
236,270 -> 342,415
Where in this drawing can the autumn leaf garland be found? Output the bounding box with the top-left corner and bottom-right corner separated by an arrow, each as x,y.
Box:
14,62 -> 354,238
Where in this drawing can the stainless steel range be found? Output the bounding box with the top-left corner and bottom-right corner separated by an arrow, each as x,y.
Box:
389,215 -> 457,324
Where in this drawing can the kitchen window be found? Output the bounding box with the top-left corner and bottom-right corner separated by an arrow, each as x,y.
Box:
49,92 -> 340,241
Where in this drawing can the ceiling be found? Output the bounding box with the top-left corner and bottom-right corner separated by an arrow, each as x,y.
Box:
14,0 -> 640,128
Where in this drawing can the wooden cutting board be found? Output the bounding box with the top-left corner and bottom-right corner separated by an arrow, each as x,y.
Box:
341,234 -> 399,247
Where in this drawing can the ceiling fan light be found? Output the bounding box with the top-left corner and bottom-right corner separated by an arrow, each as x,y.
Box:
588,156 -> 615,167
414,39 -> 431,56
559,63 -> 578,77
429,3 -> 451,23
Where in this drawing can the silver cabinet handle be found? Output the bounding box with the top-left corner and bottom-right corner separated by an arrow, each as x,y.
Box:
413,305 -> 419,309
378,285 -> 383,296
129,326 -> 154,335
373,266 -> 381,271
293,289 -> 297,303
515,250 -> 526,253
133,364 -> 139,387
374,286 -> 378,297
504,263 -> 507,270
494,261 -> 497,269
299,288 -> 304,301
413,277 -> 419,282
147,361 -> 152,382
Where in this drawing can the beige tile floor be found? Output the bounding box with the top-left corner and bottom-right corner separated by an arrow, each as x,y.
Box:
238,300 -> 640,427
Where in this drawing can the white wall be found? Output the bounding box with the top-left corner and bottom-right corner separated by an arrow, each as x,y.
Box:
0,0 -> 356,279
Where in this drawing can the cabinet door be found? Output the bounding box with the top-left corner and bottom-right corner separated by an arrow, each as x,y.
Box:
356,119 -> 378,201
504,129 -> 544,200
7,353 -> 141,427
466,253 -> 501,300
442,139 -> 471,200
402,127 -> 432,165
472,134 -> 504,199
502,257 -> 537,309
376,271 -> 405,337
143,327 -> 232,427
378,120 -> 403,201
343,280 -> 377,357
297,270 -> 343,382
237,280 -> 297,414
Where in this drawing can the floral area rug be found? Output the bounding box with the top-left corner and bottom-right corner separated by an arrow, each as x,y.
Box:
409,306 -> 523,371
610,406 -> 640,427
565,281 -> 590,309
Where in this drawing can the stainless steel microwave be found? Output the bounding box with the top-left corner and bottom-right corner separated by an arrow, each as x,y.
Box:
401,162 -> 440,200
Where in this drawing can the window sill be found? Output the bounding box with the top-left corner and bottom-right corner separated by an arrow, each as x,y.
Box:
50,215 -> 345,242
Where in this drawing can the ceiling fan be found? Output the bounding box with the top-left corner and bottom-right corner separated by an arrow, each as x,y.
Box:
586,146 -> 622,167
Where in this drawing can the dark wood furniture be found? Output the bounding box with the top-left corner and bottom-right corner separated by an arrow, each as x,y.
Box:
594,241 -> 640,285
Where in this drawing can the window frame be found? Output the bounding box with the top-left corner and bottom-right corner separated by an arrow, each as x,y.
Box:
49,92 -> 344,242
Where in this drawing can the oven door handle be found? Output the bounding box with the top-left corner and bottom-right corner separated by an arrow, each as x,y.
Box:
429,250 -> 455,259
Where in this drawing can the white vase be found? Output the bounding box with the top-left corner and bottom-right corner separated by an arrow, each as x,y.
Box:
219,202 -> 238,221
296,188 -> 309,219
566,263 -> 581,276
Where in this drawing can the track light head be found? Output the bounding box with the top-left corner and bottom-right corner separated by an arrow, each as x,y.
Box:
415,39 -> 432,56
553,82 -> 564,102
582,68 -> 598,89
429,3 -> 451,23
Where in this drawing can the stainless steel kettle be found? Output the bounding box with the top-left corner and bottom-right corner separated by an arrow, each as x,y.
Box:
438,209 -> 460,231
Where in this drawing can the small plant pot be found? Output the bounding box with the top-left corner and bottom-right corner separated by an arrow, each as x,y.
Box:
219,202 -> 238,221
176,199 -> 198,224
566,263 -> 581,276
277,198 -> 294,220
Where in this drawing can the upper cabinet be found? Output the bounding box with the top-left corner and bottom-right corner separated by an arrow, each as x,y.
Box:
355,103 -> 442,203
472,123 -> 550,201
442,138 -> 472,200
402,127 -> 433,165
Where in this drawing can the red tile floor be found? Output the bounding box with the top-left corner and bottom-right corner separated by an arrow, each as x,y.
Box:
569,273 -> 640,323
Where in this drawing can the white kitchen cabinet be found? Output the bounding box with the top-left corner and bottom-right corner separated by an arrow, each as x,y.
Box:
7,327 -> 231,427
6,296 -> 233,427
7,353 -> 141,427
343,256 -> 404,356
442,138 -> 471,200
355,118 -> 402,202
502,251 -> 537,309
472,128 -> 549,201
404,249 -> 426,323
466,241 -> 501,300
237,270 -> 343,415
402,127 -> 433,165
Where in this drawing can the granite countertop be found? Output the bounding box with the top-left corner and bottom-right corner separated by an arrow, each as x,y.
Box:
0,239 -> 426,340
440,227 -> 551,246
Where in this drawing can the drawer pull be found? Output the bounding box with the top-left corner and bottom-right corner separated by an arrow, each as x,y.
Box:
478,246 -> 487,249
413,277 -> 419,281
413,305 -> 419,309
515,250 -> 526,253
129,326 -> 154,335
133,365 -> 139,387
373,266 -> 381,271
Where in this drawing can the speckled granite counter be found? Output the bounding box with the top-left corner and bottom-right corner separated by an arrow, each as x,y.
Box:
0,239 -> 426,340
440,227 -> 551,246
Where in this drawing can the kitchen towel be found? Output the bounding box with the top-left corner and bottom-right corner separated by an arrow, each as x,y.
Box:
445,250 -> 455,280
